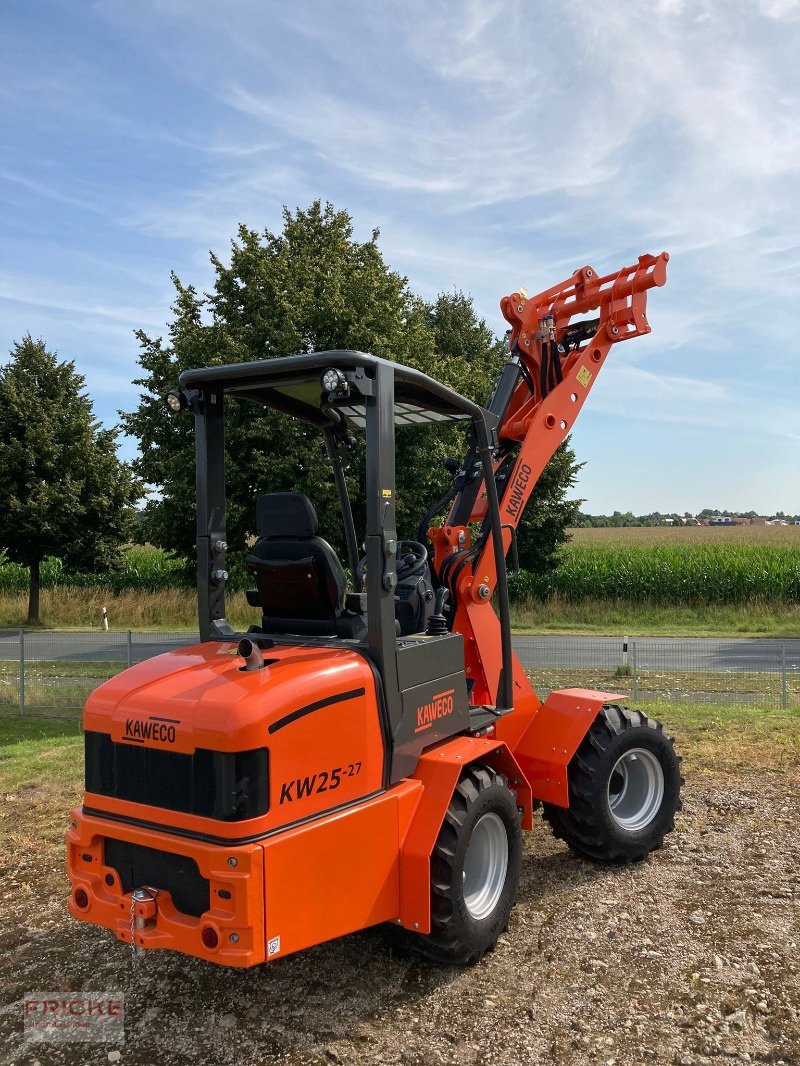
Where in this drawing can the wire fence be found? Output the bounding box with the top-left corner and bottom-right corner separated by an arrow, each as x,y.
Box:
0,630 -> 797,718
0,630 -> 192,718
514,636 -> 799,710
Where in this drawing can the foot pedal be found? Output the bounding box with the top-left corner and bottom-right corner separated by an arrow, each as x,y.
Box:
468,706 -> 501,735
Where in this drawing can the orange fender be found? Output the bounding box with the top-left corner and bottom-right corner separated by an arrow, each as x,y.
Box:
511,688 -> 625,808
397,736 -> 532,934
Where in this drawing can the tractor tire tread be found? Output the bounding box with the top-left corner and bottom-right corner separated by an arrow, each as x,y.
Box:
387,763 -> 521,966
541,703 -> 683,864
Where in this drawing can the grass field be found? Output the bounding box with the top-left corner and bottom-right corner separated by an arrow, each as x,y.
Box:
0,585 -> 208,630
0,660 -> 118,717
1,585 -> 798,637
529,666 -> 798,710
0,715 -> 85,789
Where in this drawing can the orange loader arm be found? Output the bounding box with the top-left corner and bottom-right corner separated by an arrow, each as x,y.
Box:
430,252 -> 669,708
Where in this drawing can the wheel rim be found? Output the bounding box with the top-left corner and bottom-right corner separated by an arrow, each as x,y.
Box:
607,747 -> 664,831
462,812 -> 508,920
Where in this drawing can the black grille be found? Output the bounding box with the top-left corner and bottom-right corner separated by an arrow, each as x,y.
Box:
104,838 -> 210,917
85,732 -> 269,821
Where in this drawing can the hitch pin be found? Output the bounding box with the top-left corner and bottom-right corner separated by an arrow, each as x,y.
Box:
130,887 -> 159,964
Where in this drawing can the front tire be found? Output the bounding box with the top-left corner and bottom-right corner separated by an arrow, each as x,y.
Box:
543,704 -> 682,863
396,764 -> 522,965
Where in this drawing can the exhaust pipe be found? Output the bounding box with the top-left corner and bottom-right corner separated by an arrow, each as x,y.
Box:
237,638 -> 264,671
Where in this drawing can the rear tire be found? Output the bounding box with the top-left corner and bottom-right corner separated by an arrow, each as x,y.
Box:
393,764 -> 522,965
542,704 -> 682,863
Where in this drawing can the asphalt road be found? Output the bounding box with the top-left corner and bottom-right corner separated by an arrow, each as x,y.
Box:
0,629 -> 797,673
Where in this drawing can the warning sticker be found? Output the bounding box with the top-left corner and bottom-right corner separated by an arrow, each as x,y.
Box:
576,366 -> 592,388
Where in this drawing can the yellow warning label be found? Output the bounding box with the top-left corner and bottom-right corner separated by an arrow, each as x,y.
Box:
381,489 -> 393,498
576,366 -> 592,388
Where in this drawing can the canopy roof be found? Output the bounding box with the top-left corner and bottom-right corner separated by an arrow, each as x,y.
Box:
180,350 -> 488,430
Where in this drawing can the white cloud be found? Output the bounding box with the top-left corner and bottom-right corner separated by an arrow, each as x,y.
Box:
758,0 -> 800,20
222,82 -> 622,208
0,170 -> 111,216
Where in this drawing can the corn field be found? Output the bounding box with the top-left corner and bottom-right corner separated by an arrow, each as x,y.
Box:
1,541 -> 798,607
514,544 -> 800,604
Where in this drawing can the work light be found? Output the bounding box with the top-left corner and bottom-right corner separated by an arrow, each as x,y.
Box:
166,390 -> 184,413
321,368 -> 348,395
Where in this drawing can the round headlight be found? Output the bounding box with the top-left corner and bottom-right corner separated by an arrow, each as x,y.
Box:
166,391 -> 183,413
321,368 -> 345,393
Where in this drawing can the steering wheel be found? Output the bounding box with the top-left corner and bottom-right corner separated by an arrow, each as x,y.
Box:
356,540 -> 428,588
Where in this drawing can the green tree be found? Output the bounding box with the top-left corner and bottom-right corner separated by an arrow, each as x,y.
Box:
123,202 -> 581,582
0,336 -> 141,624
425,290 -> 505,400
390,291 -> 505,541
123,202 -> 434,563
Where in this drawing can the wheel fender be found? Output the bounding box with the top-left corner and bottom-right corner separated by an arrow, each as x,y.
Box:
397,736 -> 532,934
512,688 -> 626,808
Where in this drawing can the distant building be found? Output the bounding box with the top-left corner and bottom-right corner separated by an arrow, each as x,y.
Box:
710,516 -> 733,525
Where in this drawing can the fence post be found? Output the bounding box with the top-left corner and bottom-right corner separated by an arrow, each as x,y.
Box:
781,643 -> 788,711
126,630 -> 133,669
631,639 -> 638,703
18,628 -> 25,715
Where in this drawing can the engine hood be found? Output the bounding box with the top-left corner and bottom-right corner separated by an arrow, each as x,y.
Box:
84,641 -> 373,755
82,640 -> 386,841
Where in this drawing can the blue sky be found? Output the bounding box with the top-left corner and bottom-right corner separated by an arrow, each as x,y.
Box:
2,0 -> 799,514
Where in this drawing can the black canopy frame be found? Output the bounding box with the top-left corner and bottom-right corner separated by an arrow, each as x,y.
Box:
178,350 -> 514,712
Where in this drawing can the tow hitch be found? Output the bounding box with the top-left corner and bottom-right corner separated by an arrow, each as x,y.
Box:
130,887 -> 158,965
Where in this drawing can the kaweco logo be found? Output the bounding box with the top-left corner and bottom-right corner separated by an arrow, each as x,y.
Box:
415,689 -> 454,733
504,462 -> 532,519
123,716 -> 179,745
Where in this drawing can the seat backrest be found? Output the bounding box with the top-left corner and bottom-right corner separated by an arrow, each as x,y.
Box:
245,493 -> 346,628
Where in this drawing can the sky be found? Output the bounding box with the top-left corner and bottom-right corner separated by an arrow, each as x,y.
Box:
1,0 -> 799,515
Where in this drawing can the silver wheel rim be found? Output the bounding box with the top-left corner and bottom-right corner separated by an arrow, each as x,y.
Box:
462,812 -> 508,920
607,748 -> 664,831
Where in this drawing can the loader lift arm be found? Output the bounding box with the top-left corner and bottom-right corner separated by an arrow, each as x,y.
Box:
429,252 -> 669,712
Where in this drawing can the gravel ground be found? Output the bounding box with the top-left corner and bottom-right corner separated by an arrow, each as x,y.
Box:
1,770 -> 798,1066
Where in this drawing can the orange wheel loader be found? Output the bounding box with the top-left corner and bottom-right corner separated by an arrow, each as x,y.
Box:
67,252 -> 681,966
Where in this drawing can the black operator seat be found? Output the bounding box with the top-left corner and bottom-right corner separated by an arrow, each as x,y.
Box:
245,492 -> 366,639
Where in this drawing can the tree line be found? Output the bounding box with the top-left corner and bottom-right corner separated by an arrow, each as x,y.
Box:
577,509 -> 800,527
0,202 -> 580,624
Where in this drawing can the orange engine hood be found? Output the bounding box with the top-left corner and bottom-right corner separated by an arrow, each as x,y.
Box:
82,640 -> 386,841
84,640 -> 373,755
